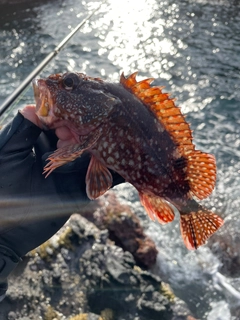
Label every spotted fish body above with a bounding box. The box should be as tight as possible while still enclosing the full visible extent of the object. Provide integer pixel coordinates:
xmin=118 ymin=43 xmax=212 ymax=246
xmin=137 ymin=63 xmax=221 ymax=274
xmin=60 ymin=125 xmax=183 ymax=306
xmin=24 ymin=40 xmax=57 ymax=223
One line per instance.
xmin=33 ymin=72 xmax=224 ymax=250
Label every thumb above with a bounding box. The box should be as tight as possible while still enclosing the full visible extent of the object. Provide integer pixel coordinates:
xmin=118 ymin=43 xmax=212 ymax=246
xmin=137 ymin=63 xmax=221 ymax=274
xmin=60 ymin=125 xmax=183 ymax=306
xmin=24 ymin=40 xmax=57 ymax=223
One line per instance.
xmin=19 ymin=105 xmax=44 ymax=129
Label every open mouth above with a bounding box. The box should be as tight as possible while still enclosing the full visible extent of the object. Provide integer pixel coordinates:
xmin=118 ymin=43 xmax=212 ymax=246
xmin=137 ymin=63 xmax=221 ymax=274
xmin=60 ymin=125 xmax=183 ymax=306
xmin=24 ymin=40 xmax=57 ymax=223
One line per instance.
xmin=32 ymin=79 xmax=53 ymax=118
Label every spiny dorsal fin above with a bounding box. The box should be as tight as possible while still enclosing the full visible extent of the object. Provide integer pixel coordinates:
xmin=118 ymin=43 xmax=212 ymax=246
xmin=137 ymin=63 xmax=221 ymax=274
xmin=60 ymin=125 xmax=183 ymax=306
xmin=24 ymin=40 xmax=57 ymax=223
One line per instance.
xmin=120 ymin=72 xmax=138 ymax=88
xmin=120 ymin=72 xmax=217 ymax=199
xmin=120 ymin=72 xmax=194 ymax=156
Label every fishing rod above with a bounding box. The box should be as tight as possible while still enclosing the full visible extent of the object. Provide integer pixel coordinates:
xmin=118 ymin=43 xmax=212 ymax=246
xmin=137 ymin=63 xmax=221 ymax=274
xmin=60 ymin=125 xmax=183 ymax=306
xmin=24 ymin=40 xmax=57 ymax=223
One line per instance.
xmin=0 ymin=1 xmax=105 ymax=117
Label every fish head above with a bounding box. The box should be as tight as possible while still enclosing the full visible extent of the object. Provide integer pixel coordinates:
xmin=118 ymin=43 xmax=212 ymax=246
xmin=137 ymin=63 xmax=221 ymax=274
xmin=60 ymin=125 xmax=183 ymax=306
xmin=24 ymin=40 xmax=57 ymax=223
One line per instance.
xmin=33 ymin=72 xmax=120 ymax=133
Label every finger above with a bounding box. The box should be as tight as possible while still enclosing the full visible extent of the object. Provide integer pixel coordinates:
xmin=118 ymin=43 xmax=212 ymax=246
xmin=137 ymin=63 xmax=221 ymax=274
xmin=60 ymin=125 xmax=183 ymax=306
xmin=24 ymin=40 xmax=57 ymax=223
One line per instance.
xmin=20 ymin=105 xmax=44 ymax=128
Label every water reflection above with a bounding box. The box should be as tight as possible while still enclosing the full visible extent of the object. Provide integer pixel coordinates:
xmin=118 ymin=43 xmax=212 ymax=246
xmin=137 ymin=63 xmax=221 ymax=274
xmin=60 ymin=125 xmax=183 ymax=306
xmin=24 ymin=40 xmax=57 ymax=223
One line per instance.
xmin=95 ymin=0 xmax=177 ymax=79
xmin=95 ymin=0 xmax=240 ymax=113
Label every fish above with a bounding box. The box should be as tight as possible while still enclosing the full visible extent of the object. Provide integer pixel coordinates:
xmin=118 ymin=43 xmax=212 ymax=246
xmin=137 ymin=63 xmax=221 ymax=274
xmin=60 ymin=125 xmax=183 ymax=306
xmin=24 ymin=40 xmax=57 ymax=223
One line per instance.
xmin=33 ymin=71 xmax=224 ymax=250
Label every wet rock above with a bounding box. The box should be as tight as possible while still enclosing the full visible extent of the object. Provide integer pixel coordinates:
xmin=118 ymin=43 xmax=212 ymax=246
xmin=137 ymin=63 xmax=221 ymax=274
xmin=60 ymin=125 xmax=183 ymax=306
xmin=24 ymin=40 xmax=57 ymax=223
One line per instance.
xmin=81 ymin=191 xmax=158 ymax=268
xmin=0 ymin=215 xmax=194 ymax=320
xmin=138 ymin=290 xmax=171 ymax=318
xmin=79 ymin=239 xmax=169 ymax=319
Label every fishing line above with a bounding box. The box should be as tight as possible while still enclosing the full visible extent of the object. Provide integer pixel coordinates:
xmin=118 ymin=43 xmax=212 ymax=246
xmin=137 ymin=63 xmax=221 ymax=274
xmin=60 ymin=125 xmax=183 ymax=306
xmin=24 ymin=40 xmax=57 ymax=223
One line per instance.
xmin=0 ymin=0 xmax=106 ymax=120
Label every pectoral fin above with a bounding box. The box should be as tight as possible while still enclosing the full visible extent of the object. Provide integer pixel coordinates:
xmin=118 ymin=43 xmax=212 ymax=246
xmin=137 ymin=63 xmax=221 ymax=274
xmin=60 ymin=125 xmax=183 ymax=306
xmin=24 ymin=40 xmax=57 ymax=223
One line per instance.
xmin=43 ymin=129 xmax=101 ymax=177
xmin=86 ymin=155 xmax=113 ymax=199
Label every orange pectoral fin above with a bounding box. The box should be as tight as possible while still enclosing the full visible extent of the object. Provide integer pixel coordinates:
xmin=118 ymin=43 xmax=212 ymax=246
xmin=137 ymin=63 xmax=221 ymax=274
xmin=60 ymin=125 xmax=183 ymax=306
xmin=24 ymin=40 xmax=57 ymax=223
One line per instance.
xmin=139 ymin=193 xmax=175 ymax=224
xmin=86 ymin=155 xmax=113 ymax=200
xmin=43 ymin=129 xmax=101 ymax=177
xmin=180 ymin=210 xmax=224 ymax=250
xmin=43 ymin=144 xmax=86 ymax=177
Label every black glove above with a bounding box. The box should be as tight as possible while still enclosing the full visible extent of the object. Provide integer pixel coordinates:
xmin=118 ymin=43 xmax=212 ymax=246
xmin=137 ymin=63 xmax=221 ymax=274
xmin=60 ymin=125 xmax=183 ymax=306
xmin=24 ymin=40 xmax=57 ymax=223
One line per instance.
xmin=0 ymin=111 xmax=124 ymax=301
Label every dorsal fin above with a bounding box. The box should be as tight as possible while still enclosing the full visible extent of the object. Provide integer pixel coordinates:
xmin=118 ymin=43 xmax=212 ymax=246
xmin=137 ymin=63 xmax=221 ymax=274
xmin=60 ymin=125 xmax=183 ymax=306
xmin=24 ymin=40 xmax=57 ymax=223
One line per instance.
xmin=120 ymin=72 xmax=194 ymax=156
xmin=120 ymin=72 xmax=216 ymax=198
xmin=186 ymin=151 xmax=216 ymax=200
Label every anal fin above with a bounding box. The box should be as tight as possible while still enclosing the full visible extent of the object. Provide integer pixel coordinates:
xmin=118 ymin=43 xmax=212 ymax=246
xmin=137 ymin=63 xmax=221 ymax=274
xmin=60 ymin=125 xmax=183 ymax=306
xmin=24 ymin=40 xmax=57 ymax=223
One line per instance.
xmin=139 ymin=193 xmax=175 ymax=224
xmin=86 ymin=155 xmax=113 ymax=200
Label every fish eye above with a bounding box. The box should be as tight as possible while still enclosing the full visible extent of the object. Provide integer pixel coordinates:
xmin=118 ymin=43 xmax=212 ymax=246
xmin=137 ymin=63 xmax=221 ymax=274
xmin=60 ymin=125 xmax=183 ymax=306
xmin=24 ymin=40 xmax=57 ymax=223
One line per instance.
xmin=62 ymin=73 xmax=79 ymax=91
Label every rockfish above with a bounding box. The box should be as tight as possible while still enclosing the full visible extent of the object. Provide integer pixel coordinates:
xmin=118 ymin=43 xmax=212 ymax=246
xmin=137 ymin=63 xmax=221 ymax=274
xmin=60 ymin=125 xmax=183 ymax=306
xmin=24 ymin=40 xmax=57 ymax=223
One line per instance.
xmin=33 ymin=72 xmax=224 ymax=250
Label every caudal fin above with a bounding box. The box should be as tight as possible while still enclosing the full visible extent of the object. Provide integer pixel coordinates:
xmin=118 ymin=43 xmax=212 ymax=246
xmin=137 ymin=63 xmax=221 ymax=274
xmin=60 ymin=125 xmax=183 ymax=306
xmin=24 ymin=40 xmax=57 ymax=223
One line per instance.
xmin=180 ymin=209 xmax=224 ymax=250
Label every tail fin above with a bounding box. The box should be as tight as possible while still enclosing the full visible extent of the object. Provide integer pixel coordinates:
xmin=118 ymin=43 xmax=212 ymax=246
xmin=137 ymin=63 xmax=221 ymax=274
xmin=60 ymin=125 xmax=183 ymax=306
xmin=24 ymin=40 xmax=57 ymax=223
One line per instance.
xmin=180 ymin=208 xmax=224 ymax=250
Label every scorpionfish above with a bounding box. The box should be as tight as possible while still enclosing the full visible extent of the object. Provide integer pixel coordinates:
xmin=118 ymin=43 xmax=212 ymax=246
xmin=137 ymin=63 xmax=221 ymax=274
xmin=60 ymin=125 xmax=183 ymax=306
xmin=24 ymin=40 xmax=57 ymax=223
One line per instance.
xmin=33 ymin=71 xmax=224 ymax=250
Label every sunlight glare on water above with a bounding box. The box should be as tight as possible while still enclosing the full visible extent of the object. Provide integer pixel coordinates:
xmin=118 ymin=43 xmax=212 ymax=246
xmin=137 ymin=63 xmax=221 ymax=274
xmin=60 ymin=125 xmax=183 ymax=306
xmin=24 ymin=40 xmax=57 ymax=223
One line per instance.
xmin=95 ymin=0 xmax=177 ymax=80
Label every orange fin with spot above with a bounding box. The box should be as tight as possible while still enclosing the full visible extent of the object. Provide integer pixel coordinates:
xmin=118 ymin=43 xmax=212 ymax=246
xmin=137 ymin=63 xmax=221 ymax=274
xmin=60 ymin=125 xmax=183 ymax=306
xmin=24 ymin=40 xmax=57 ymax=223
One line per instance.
xmin=86 ymin=155 xmax=113 ymax=200
xmin=139 ymin=193 xmax=175 ymax=224
xmin=180 ymin=209 xmax=224 ymax=250
xmin=187 ymin=151 xmax=216 ymax=200
xmin=43 ymin=144 xmax=86 ymax=177
xmin=43 ymin=129 xmax=101 ymax=177
xmin=120 ymin=72 xmax=194 ymax=155
xmin=120 ymin=72 xmax=217 ymax=198
xmin=120 ymin=71 xmax=139 ymax=88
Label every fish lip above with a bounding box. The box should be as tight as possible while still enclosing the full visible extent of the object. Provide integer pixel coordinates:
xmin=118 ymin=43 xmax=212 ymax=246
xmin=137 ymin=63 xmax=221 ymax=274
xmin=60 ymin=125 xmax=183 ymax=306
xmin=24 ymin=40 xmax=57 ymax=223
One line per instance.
xmin=32 ymin=79 xmax=40 ymax=102
xmin=32 ymin=78 xmax=51 ymax=117
xmin=32 ymin=78 xmax=58 ymax=130
xmin=32 ymin=78 xmax=44 ymax=113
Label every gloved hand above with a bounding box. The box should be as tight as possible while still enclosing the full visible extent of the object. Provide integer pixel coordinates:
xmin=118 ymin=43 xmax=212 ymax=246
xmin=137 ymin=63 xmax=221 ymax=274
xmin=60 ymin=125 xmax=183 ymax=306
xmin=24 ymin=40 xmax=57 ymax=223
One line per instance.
xmin=0 ymin=105 xmax=124 ymax=301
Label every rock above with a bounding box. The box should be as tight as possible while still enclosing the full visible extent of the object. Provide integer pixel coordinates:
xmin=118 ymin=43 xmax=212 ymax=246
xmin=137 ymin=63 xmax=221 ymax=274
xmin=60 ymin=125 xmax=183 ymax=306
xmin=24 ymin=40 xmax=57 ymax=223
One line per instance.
xmin=0 ymin=215 xmax=194 ymax=320
xmin=81 ymin=191 xmax=158 ymax=268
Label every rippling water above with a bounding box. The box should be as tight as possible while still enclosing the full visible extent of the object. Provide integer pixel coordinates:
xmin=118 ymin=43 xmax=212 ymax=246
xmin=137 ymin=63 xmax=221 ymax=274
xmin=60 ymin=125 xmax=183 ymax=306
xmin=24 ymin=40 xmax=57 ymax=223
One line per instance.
xmin=0 ymin=0 xmax=240 ymax=319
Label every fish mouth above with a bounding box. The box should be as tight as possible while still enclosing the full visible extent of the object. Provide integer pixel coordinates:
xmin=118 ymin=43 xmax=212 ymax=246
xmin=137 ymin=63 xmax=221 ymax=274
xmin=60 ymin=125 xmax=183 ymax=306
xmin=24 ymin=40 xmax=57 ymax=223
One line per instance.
xmin=32 ymin=79 xmax=54 ymax=126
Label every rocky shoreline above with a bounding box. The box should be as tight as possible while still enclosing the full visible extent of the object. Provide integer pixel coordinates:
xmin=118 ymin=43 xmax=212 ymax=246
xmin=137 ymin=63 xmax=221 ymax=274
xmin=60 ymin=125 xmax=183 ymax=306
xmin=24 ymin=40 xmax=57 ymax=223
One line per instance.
xmin=0 ymin=192 xmax=196 ymax=320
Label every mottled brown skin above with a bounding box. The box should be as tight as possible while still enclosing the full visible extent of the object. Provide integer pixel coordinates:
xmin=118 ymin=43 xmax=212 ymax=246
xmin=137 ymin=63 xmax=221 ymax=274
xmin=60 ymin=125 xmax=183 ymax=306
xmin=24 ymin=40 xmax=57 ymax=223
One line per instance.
xmin=33 ymin=72 xmax=224 ymax=249
xmin=92 ymin=85 xmax=189 ymax=203
xmin=36 ymin=73 xmax=188 ymax=202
